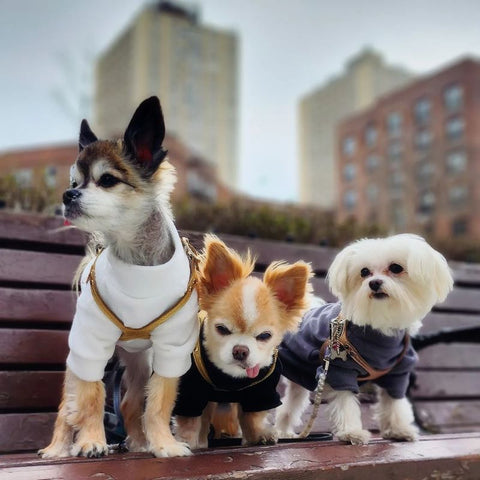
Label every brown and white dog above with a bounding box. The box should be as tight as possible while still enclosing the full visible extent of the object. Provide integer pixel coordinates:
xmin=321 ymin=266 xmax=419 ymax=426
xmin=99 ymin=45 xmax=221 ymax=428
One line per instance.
xmin=39 ymin=97 xmax=198 ymax=458
xmin=174 ymin=235 xmax=312 ymax=448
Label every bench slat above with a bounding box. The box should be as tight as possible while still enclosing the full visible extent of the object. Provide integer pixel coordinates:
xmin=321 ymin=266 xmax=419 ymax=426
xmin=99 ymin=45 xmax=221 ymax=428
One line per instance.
xmin=0 ymin=288 xmax=75 ymax=323
xmin=0 ymin=372 xmax=63 ymax=410
xmin=420 ymin=311 xmax=480 ymax=334
xmin=0 ymin=434 xmax=479 ymax=480
xmin=0 ymin=413 xmax=55 ymax=453
xmin=0 ymin=212 xmax=86 ymax=247
xmin=0 ymin=329 xmax=68 ymax=365
xmin=411 ymin=370 xmax=480 ymax=398
xmin=417 ymin=343 xmax=480 ymax=368
xmin=0 ymin=249 xmax=82 ymax=286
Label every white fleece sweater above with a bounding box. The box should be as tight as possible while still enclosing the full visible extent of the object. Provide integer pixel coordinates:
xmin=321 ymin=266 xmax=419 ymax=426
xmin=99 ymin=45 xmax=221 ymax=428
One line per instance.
xmin=66 ymin=218 xmax=199 ymax=382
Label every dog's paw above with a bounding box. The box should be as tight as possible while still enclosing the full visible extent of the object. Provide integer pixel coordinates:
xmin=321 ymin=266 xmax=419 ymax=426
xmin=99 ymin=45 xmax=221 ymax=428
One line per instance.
xmin=244 ymin=428 xmax=278 ymax=446
xmin=150 ymin=440 xmax=192 ymax=458
xmin=336 ymin=429 xmax=371 ymax=445
xmin=71 ymin=440 xmax=109 ymax=458
xmin=382 ymin=426 xmax=418 ymax=442
xmin=125 ymin=436 xmax=148 ymax=452
xmin=38 ymin=444 xmax=71 ymax=459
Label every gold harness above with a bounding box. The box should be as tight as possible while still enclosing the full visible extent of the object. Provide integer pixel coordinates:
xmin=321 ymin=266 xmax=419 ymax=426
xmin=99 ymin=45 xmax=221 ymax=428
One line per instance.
xmin=319 ymin=317 xmax=410 ymax=381
xmin=87 ymin=237 xmax=200 ymax=342
xmin=192 ymin=312 xmax=279 ymax=391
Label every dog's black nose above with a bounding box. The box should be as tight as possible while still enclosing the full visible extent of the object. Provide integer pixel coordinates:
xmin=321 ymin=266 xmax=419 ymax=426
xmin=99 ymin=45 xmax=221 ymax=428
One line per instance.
xmin=369 ymin=279 xmax=383 ymax=292
xmin=232 ymin=345 xmax=249 ymax=362
xmin=63 ymin=189 xmax=81 ymax=206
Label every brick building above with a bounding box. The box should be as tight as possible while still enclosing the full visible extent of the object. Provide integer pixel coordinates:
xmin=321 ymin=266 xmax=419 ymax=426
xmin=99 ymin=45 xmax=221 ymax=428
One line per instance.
xmin=0 ymin=135 xmax=231 ymax=212
xmin=336 ymin=57 xmax=480 ymax=239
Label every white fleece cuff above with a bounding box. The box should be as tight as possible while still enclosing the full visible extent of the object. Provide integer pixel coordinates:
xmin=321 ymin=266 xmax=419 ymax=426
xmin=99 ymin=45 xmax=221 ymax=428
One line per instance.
xmin=66 ymin=352 xmax=109 ymax=382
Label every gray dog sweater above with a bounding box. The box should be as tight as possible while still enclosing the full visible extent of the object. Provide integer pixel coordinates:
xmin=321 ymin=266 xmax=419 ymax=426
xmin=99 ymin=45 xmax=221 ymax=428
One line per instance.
xmin=279 ymin=302 xmax=418 ymax=399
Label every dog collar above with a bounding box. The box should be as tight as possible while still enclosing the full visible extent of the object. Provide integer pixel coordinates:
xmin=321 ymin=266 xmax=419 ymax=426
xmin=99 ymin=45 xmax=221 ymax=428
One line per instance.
xmin=192 ymin=318 xmax=279 ymax=392
xmin=87 ymin=237 xmax=199 ymax=341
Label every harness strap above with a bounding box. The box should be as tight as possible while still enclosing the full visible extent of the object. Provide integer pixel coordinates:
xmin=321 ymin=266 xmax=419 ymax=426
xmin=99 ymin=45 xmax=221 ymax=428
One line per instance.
xmin=319 ymin=320 xmax=410 ymax=381
xmin=87 ymin=237 xmax=199 ymax=342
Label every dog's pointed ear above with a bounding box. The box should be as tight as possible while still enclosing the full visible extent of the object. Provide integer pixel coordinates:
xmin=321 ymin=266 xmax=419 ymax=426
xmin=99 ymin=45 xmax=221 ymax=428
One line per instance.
xmin=79 ymin=119 xmax=98 ymax=152
xmin=264 ymin=261 xmax=312 ymax=315
xmin=199 ymin=235 xmax=254 ymax=296
xmin=123 ymin=96 xmax=167 ymax=177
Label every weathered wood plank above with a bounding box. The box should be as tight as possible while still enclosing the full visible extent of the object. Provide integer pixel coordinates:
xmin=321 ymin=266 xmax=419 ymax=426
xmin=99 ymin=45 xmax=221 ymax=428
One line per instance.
xmin=0 ymin=288 xmax=75 ymax=323
xmin=417 ymin=343 xmax=480 ymax=368
xmin=0 ymin=372 xmax=63 ymax=410
xmin=411 ymin=370 xmax=480 ymax=398
xmin=420 ymin=311 xmax=480 ymax=334
xmin=0 ymin=329 xmax=68 ymax=364
xmin=0 ymin=434 xmax=479 ymax=480
xmin=414 ymin=400 xmax=480 ymax=432
xmin=0 ymin=211 xmax=86 ymax=247
xmin=0 ymin=413 xmax=55 ymax=453
xmin=0 ymin=249 xmax=82 ymax=286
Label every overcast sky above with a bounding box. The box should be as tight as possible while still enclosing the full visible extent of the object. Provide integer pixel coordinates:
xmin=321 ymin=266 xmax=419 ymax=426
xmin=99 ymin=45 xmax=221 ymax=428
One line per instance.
xmin=1 ymin=0 xmax=480 ymax=201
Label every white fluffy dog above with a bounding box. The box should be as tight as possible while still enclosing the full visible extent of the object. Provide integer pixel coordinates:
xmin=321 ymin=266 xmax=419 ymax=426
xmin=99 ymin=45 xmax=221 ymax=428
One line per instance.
xmin=277 ymin=234 xmax=453 ymax=445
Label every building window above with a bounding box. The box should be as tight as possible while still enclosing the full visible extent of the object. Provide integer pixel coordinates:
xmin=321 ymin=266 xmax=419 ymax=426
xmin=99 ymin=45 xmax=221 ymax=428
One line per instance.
xmin=390 ymin=171 xmax=405 ymax=187
xmin=414 ymin=97 xmax=431 ymax=126
xmin=392 ymin=205 xmax=406 ymax=230
xmin=388 ymin=141 xmax=403 ymax=164
xmin=415 ymin=130 xmax=432 ymax=150
xmin=365 ymin=124 xmax=377 ymax=148
xmin=452 ymin=218 xmax=468 ymax=236
xmin=343 ymin=190 xmax=357 ymax=210
xmin=416 ymin=162 xmax=435 ymax=182
xmin=387 ymin=112 xmax=402 ymax=138
xmin=366 ymin=155 xmax=380 ymax=173
xmin=445 ymin=117 xmax=465 ymax=141
xmin=342 ymin=136 xmax=356 ymax=157
xmin=366 ymin=184 xmax=378 ymax=202
xmin=44 ymin=166 xmax=57 ymax=189
xmin=343 ymin=163 xmax=356 ymax=181
xmin=444 ymin=84 xmax=463 ymax=113
xmin=449 ymin=185 xmax=468 ymax=207
xmin=418 ymin=191 xmax=436 ymax=214
xmin=13 ymin=169 xmax=33 ymax=188
xmin=446 ymin=150 xmax=467 ymax=174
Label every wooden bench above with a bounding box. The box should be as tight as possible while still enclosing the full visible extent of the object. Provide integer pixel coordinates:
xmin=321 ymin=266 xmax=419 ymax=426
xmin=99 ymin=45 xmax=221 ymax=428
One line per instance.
xmin=1 ymin=210 xmax=479 ymax=479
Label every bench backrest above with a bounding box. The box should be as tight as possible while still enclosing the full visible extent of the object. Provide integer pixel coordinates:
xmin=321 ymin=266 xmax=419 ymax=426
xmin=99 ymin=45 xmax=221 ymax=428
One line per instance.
xmin=0 ymin=211 xmax=479 ymax=452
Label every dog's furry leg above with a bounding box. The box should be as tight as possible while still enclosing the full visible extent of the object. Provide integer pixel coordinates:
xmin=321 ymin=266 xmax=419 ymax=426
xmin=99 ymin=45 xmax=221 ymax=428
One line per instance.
xmin=39 ymin=368 xmax=108 ymax=458
xmin=276 ymin=379 xmax=311 ymax=437
xmin=38 ymin=374 xmax=75 ymax=458
xmin=325 ymin=387 xmax=371 ymax=445
xmin=175 ymin=415 xmax=202 ymax=450
xmin=117 ymin=348 xmax=152 ymax=452
xmin=238 ymin=407 xmax=277 ymax=446
xmin=376 ymin=389 xmax=418 ymax=441
xmin=144 ymin=373 xmax=191 ymax=457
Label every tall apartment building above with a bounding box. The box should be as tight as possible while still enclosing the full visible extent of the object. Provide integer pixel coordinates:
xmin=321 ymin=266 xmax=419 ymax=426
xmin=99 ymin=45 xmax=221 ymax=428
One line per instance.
xmin=94 ymin=2 xmax=239 ymax=189
xmin=336 ymin=57 xmax=480 ymax=239
xmin=298 ymin=49 xmax=413 ymax=208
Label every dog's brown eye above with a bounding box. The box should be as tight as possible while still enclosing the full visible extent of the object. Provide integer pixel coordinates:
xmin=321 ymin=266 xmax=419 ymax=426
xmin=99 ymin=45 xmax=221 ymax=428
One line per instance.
xmin=215 ymin=324 xmax=232 ymax=336
xmin=360 ymin=268 xmax=371 ymax=278
xmin=256 ymin=331 xmax=272 ymax=342
xmin=389 ymin=263 xmax=404 ymax=274
xmin=98 ymin=174 xmax=120 ymax=188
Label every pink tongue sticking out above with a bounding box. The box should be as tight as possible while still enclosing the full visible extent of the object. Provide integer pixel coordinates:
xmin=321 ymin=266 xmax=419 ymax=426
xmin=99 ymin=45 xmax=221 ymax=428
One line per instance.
xmin=64 ymin=219 xmax=71 ymax=226
xmin=246 ymin=364 xmax=260 ymax=378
